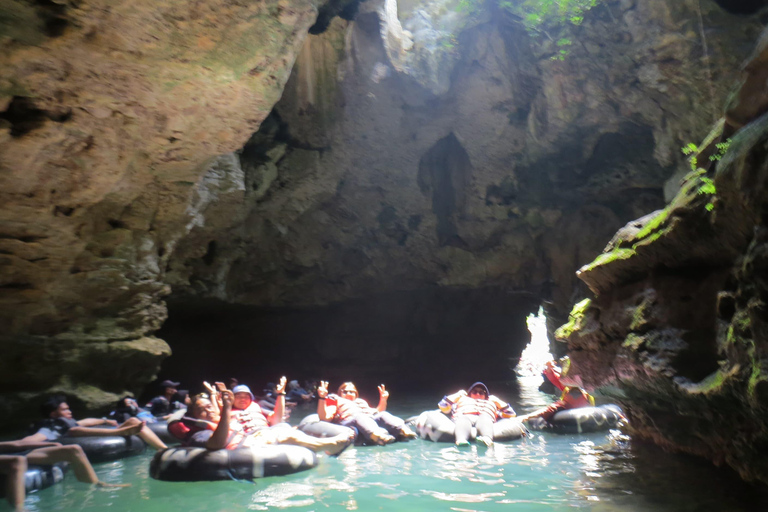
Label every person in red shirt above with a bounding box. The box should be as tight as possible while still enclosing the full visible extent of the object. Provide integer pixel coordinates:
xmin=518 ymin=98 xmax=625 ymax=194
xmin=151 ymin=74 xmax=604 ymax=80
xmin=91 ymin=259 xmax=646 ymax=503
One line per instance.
xmin=517 ymin=380 xmax=595 ymax=424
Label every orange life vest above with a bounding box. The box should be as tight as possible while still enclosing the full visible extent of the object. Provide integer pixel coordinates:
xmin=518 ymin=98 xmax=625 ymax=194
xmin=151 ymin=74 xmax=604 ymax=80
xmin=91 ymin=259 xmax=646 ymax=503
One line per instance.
xmin=453 ymin=395 xmax=507 ymax=421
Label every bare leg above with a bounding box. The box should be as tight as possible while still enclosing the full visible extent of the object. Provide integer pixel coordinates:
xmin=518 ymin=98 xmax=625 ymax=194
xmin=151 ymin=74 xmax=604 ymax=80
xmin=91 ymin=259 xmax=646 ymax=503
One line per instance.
xmin=25 ymin=446 xmax=129 ymax=488
xmin=342 ymin=416 xmax=393 ymax=445
xmin=475 ymin=416 xmax=495 ymax=440
xmin=25 ymin=445 xmax=97 ymax=484
xmin=0 ymin=455 xmax=27 ymax=510
xmin=136 ymin=426 xmax=167 ymax=450
xmin=454 ymin=416 xmax=474 ymax=445
xmin=278 ymin=430 xmax=354 ymax=455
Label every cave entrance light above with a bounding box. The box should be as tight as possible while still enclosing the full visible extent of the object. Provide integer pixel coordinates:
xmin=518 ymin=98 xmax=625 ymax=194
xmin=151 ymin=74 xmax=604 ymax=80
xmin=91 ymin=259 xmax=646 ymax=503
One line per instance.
xmin=515 ymin=306 xmax=554 ymax=380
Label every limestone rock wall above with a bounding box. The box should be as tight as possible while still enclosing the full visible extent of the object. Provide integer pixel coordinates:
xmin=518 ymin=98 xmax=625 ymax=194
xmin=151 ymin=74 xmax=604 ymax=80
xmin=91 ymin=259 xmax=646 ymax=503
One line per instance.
xmin=557 ymin=30 xmax=768 ymax=484
xmin=167 ymin=0 xmax=760 ymax=324
xmin=0 ymin=0 xmax=322 ymax=419
xmin=0 ymin=0 xmax=763 ymax=427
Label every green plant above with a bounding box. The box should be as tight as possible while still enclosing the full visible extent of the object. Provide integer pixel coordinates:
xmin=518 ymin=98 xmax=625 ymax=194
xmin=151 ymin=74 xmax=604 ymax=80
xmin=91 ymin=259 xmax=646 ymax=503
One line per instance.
xmin=681 ymin=139 xmax=730 ymax=212
xmin=504 ymin=0 xmax=598 ymax=28
xmin=681 ymin=142 xmax=699 ymax=172
xmin=709 ymin=139 xmax=731 ymax=162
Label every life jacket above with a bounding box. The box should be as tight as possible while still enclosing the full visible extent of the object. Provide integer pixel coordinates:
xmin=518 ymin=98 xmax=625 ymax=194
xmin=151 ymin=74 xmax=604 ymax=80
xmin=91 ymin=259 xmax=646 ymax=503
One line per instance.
xmin=231 ymin=402 xmax=270 ymax=434
xmin=543 ymin=366 xmax=566 ymax=391
xmin=325 ymin=394 xmax=375 ymax=422
xmin=560 ymin=387 xmax=595 ymax=408
xmin=222 ymin=422 xmax=250 ymax=450
xmin=168 ymin=416 xmax=250 ymax=450
xmin=453 ymin=395 xmax=514 ymax=421
xmin=168 ymin=417 xmax=212 ymax=445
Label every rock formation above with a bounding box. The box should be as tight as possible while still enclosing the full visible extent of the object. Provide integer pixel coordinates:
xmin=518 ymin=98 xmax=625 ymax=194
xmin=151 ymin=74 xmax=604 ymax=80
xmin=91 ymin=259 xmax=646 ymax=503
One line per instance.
xmin=0 ymin=0 xmax=763 ymax=441
xmin=0 ymin=0 xmax=324 ymax=420
xmin=557 ymin=28 xmax=768 ymax=484
xmin=167 ymin=0 xmax=758 ymax=347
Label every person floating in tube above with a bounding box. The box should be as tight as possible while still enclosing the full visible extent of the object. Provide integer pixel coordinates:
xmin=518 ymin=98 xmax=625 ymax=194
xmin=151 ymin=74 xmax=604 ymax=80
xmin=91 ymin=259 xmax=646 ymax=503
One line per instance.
xmin=169 ymin=379 xmax=353 ymax=456
xmin=516 ymin=386 xmax=595 ymax=424
xmin=439 ymin=382 xmax=516 ymax=447
xmin=517 ymin=358 xmax=597 ymax=424
xmin=316 ymin=381 xmax=417 ymax=445
xmin=25 ymin=395 xmax=167 ymax=451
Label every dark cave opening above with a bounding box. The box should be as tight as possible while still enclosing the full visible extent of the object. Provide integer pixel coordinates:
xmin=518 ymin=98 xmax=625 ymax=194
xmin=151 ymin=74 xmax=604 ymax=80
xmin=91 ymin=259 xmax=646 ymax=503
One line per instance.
xmin=154 ymin=287 xmax=540 ymax=400
xmin=417 ymin=133 xmax=472 ymax=248
xmin=712 ymin=0 xmax=768 ymax=15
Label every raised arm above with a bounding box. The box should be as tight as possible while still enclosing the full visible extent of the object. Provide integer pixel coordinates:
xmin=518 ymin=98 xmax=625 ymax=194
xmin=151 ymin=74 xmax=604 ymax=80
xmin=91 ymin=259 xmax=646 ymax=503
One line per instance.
xmin=268 ymin=376 xmax=287 ymax=426
xmin=316 ymin=381 xmax=337 ymax=421
xmin=376 ymin=384 xmax=389 ymax=412
xmin=206 ymin=390 xmax=234 ymax=450
xmin=207 ymin=381 xmax=223 ymax=417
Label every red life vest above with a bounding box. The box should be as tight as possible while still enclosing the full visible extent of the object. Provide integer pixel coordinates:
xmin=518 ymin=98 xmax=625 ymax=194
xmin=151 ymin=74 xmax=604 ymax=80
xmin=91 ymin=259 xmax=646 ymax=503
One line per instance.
xmin=561 ymin=387 xmax=594 ymax=408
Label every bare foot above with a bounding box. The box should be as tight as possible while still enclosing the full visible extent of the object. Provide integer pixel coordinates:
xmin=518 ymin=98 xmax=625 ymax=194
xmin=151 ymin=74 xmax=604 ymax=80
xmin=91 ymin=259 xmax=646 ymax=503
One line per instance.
xmin=325 ymin=434 xmax=353 ymax=456
xmin=117 ymin=422 xmax=144 ymax=437
xmin=369 ymin=431 xmax=396 ymax=446
xmin=96 ymin=481 xmax=131 ymax=488
xmin=398 ymin=427 xmax=417 ymax=440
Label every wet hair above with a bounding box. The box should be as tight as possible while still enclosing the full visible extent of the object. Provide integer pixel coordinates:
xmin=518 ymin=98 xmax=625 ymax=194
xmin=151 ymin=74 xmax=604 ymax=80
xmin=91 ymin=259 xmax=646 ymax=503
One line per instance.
xmin=337 ymin=382 xmax=357 ymax=395
xmin=40 ymin=395 xmax=67 ymax=418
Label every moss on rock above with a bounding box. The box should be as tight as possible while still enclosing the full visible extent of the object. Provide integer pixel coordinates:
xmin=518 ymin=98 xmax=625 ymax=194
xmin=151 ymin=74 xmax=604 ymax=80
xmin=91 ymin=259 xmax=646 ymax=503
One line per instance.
xmin=555 ymin=298 xmax=591 ymax=341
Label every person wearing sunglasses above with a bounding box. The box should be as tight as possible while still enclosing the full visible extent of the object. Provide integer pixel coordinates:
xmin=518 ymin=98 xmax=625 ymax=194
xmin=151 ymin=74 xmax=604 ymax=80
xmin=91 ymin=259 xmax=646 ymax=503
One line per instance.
xmin=316 ymin=381 xmax=416 ymax=445
xmin=439 ymin=382 xmax=516 ymax=447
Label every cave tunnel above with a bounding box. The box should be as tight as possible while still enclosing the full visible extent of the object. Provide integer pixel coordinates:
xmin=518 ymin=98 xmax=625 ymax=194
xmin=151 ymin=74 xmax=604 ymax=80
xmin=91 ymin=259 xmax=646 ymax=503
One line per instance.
xmin=154 ymin=287 xmax=541 ymax=400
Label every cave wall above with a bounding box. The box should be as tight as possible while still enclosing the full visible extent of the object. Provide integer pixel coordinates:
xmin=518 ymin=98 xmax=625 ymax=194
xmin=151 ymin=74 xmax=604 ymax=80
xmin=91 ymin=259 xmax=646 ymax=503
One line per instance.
xmin=0 ymin=0 xmax=324 ymax=420
xmin=167 ymin=0 xmax=760 ymax=323
xmin=0 ymin=0 xmax=764 ymax=426
xmin=556 ymin=27 xmax=768 ymax=484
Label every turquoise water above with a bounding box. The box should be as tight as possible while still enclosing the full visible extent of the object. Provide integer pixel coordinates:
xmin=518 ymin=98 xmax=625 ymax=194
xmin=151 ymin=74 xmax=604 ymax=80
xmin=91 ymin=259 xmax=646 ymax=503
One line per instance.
xmin=14 ymin=383 xmax=768 ymax=512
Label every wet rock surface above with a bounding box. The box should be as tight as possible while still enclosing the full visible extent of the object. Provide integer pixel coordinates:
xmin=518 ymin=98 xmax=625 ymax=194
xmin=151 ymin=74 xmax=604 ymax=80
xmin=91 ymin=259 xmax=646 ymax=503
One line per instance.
xmin=559 ymin=29 xmax=768 ymax=485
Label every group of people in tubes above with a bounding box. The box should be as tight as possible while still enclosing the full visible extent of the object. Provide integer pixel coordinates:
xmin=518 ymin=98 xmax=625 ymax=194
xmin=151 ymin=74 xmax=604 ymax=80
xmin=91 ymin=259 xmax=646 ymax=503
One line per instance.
xmin=1 ymin=359 xmax=606 ymax=509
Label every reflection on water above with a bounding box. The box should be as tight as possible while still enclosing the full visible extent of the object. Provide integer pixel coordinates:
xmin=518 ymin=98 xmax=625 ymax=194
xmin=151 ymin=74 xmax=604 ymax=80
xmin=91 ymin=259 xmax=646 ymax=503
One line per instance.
xmin=17 ymin=391 xmax=768 ymax=512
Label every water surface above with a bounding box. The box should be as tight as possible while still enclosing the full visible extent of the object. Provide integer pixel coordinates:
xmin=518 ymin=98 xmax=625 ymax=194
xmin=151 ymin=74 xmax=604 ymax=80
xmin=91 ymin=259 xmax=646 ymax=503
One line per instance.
xmin=17 ymin=386 xmax=767 ymax=512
